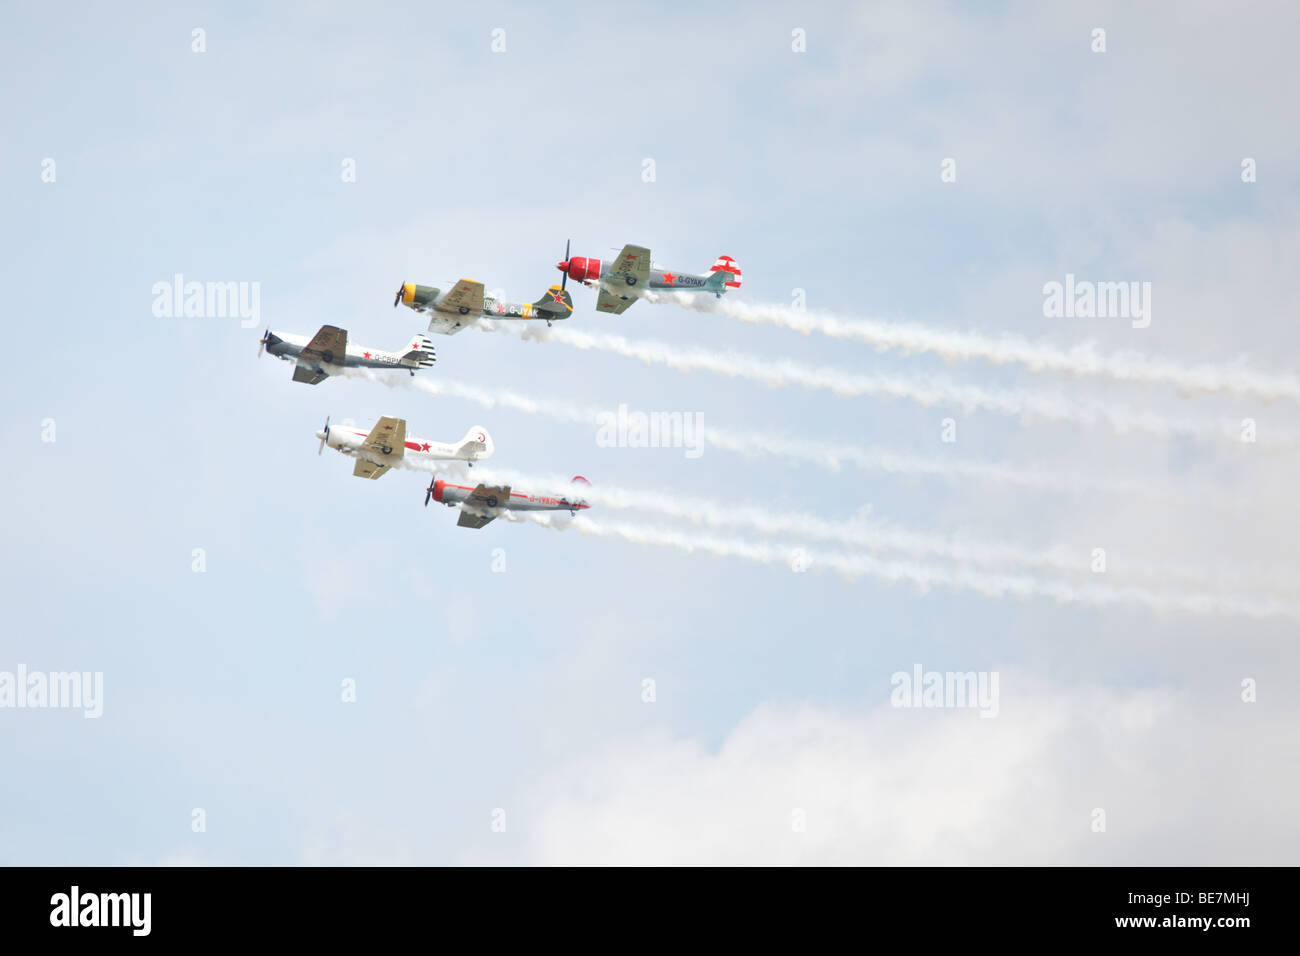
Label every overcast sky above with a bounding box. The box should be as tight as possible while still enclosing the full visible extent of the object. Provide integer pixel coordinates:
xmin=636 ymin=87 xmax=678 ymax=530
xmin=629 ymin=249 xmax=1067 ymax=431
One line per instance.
xmin=1 ymin=1 xmax=1297 ymax=865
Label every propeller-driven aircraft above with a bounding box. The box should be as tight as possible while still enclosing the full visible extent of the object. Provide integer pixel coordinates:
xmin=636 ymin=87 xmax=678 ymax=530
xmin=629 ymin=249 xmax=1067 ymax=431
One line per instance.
xmin=556 ymin=241 xmax=741 ymax=314
xmin=259 ymin=325 xmax=435 ymax=385
xmin=424 ymin=475 xmax=591 ymax=529
xmin=315 ymin=416 xmax=494 ymax=479
xmin=394 ymin=277 xmax=574 ymax=334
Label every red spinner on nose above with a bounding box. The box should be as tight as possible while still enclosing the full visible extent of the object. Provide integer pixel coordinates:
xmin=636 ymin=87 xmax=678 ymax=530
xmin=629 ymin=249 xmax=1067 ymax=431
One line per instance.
xmin=557 ymin=256 xmax=601 ymax=284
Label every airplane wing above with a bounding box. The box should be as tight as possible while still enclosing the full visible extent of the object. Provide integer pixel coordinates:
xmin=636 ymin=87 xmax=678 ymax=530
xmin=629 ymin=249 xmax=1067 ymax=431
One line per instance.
xmin=425 ymin=315 xmax=473 ymax=336
xmin=607 ymin=244 xmax=651 ymax=284
xmin=465 ymin=483 xmax=511 ymax=510
xmin=361 ymin=416 xmax=406 ymax=458
xmin=291 ymin=325 xmax=345 ymax=385
xmin=301 ymin=325 xmax=347 ymax=363
xmin=456 ymin=483 xmax=511 ymax=528
xmin=596 ymin=287 xmax=636 ymax=315
xmin=291 ymin=325 xmax=347 ymax=384
xmin=352 ymin=459 xmax=391 ymax=480
xmin=291 ymin=364 xmax=329 ymax=385
xmin=436 ymin=279 xmax=485 ymax=316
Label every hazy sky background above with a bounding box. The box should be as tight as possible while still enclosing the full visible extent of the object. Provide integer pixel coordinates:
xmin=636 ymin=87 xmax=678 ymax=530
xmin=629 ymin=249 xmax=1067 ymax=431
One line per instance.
xmin=2 ymin=1 xmax=1297 ymax=864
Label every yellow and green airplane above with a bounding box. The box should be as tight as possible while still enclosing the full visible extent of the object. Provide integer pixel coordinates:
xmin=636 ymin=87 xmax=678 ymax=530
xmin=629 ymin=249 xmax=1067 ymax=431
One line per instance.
xmin=394 ymin=278 xmax=573 ymax=335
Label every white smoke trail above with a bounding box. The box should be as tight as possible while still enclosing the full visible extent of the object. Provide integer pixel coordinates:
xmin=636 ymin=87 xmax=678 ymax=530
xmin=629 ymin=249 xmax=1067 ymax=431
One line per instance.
xmin=520 ymin=513 xmax=1300 ymax=623
xmin=647 ymin=290 xmax=1300 ymax=405
xmin=337 ymin=368 xmax=1236 ymax=506
xmin=330 ymin=370 xmax=1291 ymax=613
xmin=420 ymin=461 xmax=1297 ymax=597
xmin=480 ymin=323 xmax=1287 ymax=446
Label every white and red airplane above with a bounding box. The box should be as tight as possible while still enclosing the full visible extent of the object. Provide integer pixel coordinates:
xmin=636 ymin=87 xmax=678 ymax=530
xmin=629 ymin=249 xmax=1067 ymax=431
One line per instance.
xmin=556 ymin=241 xmax=742 ymax=314
xmin=259 ymin=324 xmax=436 ymax=385
xmin=424 ymin=474 xmax=591 ymax=529
xmin=316 ymin=416 xmax=493 ymax=479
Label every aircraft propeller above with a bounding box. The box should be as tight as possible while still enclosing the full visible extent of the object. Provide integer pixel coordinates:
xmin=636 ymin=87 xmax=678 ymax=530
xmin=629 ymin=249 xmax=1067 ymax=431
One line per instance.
xmin=560 ymin=238 xmax=570 ymax=291
xmin=318 ymin=416 xmax=330 ymax=455
xmin=393 ymin=282 xmax=405 ymax=308
xmin=258 ymin=329 xmax=270 ymax=357
xmin=424 ymin=476 xmax=437 ymax=507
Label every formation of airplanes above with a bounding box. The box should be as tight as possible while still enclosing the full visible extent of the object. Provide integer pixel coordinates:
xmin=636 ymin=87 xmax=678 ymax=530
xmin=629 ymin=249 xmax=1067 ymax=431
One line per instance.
xmin=259 ymin=240 xmax=740 ymax=529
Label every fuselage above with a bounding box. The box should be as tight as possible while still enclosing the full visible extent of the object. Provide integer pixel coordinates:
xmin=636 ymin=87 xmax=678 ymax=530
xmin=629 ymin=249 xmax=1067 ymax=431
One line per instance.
xmin=399 ymin=288 xmax=565 ymax=322
xmin=264 ymin=331 xmax=426 ymax=370
xmin=317 ymin=427 xmax=491 ymax=466
xmin=434 ymin=296 xmax=549 ymax=320
xmin=430 ymin=479 xmax=590 ymax=514
xmin=560 ymin=257 xmax=717 ymax=292
xmin=642 ymin=267 xmax=714 ymax=291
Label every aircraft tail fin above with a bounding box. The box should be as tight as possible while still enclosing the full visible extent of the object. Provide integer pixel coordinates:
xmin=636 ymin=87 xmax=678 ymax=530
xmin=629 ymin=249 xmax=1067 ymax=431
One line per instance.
xmin=563 ymin=474 xmax=592 ymax=511
xmin=456 ymin=426 xmax=494 ymax=462
xmin=708 ymin=255 xmax=742 ymax=291
xmin=533 ymin=284 xmax=574 ymax=317
xmin=401 ymin=334 xmax=437 ymax=368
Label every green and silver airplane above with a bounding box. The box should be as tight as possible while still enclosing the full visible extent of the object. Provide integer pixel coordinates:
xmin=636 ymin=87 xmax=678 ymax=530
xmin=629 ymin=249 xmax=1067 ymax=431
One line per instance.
xmin=394 ymin=278 xmax=574 ymax=335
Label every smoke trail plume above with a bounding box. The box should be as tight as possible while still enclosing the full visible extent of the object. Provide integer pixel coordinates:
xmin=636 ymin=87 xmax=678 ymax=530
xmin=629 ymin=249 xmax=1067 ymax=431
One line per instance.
xmin=480 ymin=323 xmax=1285 ymax=446
xmin=521 ymin=513 xmax=1300 ymax=622
xmin=337 ymin=368 xmax=1241 ymax=507
xmin=647 ymin=290 xmax=1300 ymax=405
xmin=422 ymin=461 xmax=1296 ymax=597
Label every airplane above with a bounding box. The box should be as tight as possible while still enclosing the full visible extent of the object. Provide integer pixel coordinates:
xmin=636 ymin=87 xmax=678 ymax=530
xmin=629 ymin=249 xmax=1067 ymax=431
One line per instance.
xmin=393 ymin=277 xmax=574 ymax=334
xmin=423 ymin=474 xmax=592 ymax=529
xmin=259 ymin=325 xmax=436 ymax=385
xmin=556 ymin=241 xmax=742 ymax=314
xmin=315 ymin=415 xmax=494 ymax=480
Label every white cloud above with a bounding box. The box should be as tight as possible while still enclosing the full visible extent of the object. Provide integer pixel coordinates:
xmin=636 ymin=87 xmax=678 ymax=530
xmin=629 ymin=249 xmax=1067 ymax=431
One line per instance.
xmin=509 ymin=676 xmax=1297 ymax=865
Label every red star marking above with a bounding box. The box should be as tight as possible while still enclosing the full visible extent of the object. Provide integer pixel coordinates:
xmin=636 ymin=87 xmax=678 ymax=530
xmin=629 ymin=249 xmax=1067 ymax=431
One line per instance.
xmin=363 ymin=351 xmax=371 ymax=359
xmin=661 ymin=272 xmax=676 ymax=285
xmin=420 ymin=442 xmax=431 ymax=452
xmin=551 ymin=291 xmax=565 ymax=302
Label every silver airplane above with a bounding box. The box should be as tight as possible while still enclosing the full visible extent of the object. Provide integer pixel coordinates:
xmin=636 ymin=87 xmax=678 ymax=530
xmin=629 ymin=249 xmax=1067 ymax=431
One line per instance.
xmin=556 ymin=241 xmax=742 ymax=314
xmin=424 ymin=475 xmax=591 ymax=529
xmin=259 ymin=324 xmax=435 ymax=385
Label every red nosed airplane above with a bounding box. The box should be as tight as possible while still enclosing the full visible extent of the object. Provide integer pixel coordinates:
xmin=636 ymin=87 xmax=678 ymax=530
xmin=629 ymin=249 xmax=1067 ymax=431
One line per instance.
xmin=556 ymin=240 xmax=741 ymax=315
xmin=424 ymin=475 xmax=591 ymax=529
